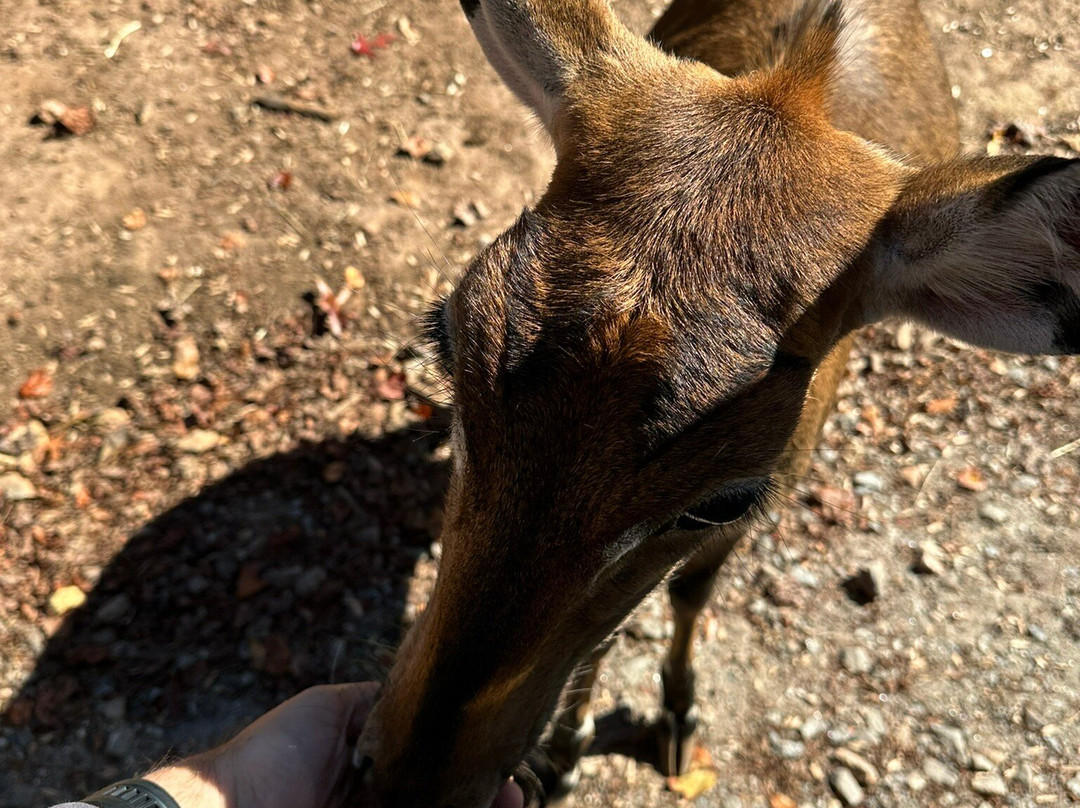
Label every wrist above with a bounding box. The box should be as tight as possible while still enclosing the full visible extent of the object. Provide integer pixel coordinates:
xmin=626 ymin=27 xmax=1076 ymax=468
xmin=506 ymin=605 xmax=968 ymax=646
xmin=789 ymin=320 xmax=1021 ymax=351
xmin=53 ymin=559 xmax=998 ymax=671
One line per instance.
xmin=143 ymin=754 xmax=233 ymax=808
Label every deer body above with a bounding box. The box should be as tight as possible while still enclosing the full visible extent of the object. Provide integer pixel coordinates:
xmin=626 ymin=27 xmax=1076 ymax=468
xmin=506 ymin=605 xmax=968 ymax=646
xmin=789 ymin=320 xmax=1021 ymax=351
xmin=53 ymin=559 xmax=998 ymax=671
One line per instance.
xmin=355 ymin=1 xmax=1080 ymax=806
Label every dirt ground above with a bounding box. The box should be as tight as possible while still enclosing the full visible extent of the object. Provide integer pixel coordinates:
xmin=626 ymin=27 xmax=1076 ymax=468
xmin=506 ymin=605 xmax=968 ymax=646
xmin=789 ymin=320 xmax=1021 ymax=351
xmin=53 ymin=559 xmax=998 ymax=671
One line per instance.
xmin=1 ymin=0 xmax=1079 ymax=807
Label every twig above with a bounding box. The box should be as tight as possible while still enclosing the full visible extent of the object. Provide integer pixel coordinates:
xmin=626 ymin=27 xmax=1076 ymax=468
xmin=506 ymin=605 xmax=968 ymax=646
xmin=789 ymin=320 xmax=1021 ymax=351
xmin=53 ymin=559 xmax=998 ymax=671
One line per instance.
xmin=267 ymin=198 xmax=310 ymax=239
xmin=253 ymin=94 xmax=338 ymax=123
xmin=105 ymin=21 xmax=141 ymax=59
xmin=1050 ymin=436 xmax=1080 ymax=459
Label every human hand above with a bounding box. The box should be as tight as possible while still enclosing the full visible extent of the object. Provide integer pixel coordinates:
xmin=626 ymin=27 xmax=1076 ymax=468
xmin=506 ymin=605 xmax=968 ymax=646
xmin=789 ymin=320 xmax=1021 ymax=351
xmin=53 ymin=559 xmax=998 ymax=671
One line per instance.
xmin=146 ymin=682 xmax=379 ymax=808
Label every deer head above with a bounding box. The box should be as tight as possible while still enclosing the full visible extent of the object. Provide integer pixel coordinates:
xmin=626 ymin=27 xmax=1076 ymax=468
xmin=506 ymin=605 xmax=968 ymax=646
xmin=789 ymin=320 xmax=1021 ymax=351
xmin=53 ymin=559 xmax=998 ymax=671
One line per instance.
xmin=354 ymin=1 xmax=1080 ymax=806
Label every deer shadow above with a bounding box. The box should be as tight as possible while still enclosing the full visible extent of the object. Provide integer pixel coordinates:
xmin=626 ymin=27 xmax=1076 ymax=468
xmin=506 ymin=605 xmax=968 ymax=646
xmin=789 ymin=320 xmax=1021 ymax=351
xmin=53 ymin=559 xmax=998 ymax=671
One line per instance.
xmin=0 ymin=422 xmax=450 ymax=808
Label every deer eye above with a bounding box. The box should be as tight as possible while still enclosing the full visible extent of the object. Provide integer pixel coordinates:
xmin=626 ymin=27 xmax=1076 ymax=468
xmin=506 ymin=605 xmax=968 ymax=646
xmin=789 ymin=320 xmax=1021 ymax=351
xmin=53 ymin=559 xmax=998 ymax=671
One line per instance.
xmin=675 ymin=480 xmax=768 ymax=531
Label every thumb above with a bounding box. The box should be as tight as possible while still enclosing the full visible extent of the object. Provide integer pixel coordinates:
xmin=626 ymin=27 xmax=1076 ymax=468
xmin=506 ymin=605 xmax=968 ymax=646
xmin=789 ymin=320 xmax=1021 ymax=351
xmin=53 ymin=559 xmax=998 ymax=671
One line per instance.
xmin=325 ymin=681 xmax=380 ymax=740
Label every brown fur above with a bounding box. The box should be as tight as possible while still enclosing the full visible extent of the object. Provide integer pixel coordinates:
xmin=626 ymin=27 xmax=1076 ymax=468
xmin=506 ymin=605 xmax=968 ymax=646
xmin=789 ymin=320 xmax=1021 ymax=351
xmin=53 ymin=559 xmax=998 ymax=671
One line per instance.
xmin=353 ymin=1 xmax=1080 ymax=806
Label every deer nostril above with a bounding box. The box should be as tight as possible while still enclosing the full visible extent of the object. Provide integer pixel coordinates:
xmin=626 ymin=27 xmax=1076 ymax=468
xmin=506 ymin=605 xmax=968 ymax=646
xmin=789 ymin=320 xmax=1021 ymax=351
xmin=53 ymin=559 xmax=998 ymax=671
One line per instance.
xmin=354 ymin=752 xmax=374 ymax=780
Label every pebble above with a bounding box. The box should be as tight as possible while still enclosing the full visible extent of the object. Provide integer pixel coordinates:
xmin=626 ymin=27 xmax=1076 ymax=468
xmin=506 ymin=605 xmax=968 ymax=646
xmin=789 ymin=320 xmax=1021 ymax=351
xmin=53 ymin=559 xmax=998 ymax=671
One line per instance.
xmin=0 ymin=472 xmax=36 ymax=501
xmin=915 ymin=540 xmax=947 ymax=575
xmin=969 ymin=752 xmax=994 ymax=772
xmin=931 ymin=724 xmax=970 ymax=767
xmin=1065 ymin=776 xmax=1080 ymax=799
xmin=800 ymin=717 xmax=829 ymax=741
xmin=172 ymin=335 xmax=201 ymax=380
xmin=105 ymin=726 xmax=135 ymax=760
xmin=768 ymin=731 xmax=806 ymax=760
xmin=906 ymin=771 xmax=927 ymax=792
xmin=829 ymin=767 xmax=865 ymax=806
xmin=294 ymin=567 xmax=328 ymax=598
xmin=833 ymin=749 xmax=879 ymax=786
xmin=853 ymin=471 xmax=885 ymax=493
xmin=840 ymin=646 xmax=874 ymax=674
xmin=978 ymin=502 xmax=1009 ymax=525
xmin=923 ymin=757 xmax=959 ymax=787
xmin=96 ymin=593 xmax=132 ymax=624
xmin=0 ymin=420 xmax=48 ymax=457
xmin=970 ymin=772 xmax=1008 ymax=797
xmin=176 ymin=429 xmax=222 ymax=454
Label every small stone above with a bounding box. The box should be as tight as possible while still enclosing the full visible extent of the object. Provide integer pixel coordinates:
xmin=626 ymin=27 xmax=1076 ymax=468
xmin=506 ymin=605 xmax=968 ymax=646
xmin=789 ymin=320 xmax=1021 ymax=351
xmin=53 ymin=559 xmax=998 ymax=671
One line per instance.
xmin=768 ymin=731 xmax=806 ymax=760
xmin=969 ymin=752 xmax=994 ymax=772
xmin=931 ymin=724 xmax=970 ymax=767
xmin=764 ymin=573 xmax=804 ymax=608
xmin=96 ymin=593 xmax=132 ymax=624
xmin=853 ymin=471 xmax=885 ymax=493
xmin=452 ymin=202 xmax=478 ymax=227
xmin=970 ymin=772 xmax=1007 ymax=797
xmin=105 ymin=726 xmax=136 ymax=760
xmin=136 ymin=102 xmax=155 ymax=124
xmin=906 ymin=772 xmax=927 ymax=792
xmin=1065 ymin=776 xmax=1080 ymax=799
xmin=0 ymin=420 xmax=48 ymax=457
xmin=176 ymin=429 xmax=222 ymax=454
xmin=800 ymin=717 xmax=829 ymax=741
xmin=172 ymin=335 xmax=201 ymax=380
xmin=833 ymin=749 xmax=879 ymax=786
xmin=0 ymin=472 xmax=36 ymax=501
xmin=423 ymin=142 xmax=454 ymax=166
xmin=94 ymin=408 xmax=132 ymax=434
xmin=915 ymin=541 xmax=947 ymax=575
xmin=894 ymin=322 xmax=914 ymax=350
xmin=1023 ymin=706 xmax=1047 ymax=732
xmin=840 ymin=646 xmax=874 ymax=674
xmin=829 ymin=767 xmax=864 ymax=806
xmin=923 ymin=757 xmax=959 ymax=787
xmin=978 ymin=502 xmax=1009 ymax=525
xmin=49 ymin=585 xmax=87 ymax=616
xmin=294 ymin=567 xmax=328 ymax=598
xmin=100 ymin=696 xmax=126 ymax=721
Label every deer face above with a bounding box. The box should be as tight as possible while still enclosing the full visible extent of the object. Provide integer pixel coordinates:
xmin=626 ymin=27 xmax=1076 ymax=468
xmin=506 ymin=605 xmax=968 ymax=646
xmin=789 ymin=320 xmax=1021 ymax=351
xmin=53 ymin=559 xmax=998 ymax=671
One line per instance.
xmin=355 ymin=2 xmax=1080 ymax=806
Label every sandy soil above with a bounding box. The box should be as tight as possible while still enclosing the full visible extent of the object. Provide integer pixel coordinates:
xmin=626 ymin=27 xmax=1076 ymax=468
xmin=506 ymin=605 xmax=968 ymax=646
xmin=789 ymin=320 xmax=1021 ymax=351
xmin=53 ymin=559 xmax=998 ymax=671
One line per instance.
xmin=1 ymin=1 xmax=1078 ymax=806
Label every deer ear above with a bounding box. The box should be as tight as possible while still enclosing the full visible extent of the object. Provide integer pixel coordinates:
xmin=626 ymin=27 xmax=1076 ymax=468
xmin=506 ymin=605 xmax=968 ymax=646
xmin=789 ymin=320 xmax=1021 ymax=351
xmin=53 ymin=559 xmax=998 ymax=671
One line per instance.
xmin=460 ymin=0 xmax=637 ymax=136
xmin=863 ymin=156 xmax=1080 ymax=354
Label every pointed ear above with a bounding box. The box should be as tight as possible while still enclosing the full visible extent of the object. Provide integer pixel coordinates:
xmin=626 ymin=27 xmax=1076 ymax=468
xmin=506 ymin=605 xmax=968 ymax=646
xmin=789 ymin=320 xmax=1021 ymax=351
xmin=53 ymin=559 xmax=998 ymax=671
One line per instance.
xmin=861 ymin=156 xmax=1080 ymax=354
xmin=460 ymin=0 xmax=641 ymax=138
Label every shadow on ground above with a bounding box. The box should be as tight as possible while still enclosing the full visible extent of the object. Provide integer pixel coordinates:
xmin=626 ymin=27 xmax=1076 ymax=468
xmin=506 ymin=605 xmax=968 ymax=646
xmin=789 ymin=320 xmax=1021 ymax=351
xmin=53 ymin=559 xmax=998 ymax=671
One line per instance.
xmin=1 ymin=421 xmax=450 ymax=807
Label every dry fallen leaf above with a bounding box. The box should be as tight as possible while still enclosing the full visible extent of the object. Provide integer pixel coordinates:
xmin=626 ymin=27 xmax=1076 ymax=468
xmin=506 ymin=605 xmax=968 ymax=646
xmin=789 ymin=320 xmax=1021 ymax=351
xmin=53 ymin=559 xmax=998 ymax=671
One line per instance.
xmin=769 ymin=793 xmax=797 ymax=808
xmin=926 ymin=396 xmax=957 ymax=415
xmin=19 ymin=368 xmax=54 ymax=399
xmin=666 ymin=768 xmax=718 ymax=800
xmin=314 ymin=278 xmax=353 ymax=338
xmin=49 ymin=585 xmax=87 ymax=616
xmin=344 ymin=265 xmax=366 ymax=291
xmin=122 ymin=208 xmax=147 ymax=231
xmin=268 ymin=170 xmax=293 ymax=191
xmin=390 ymin=189 xmax=421 ymax=208
xmin=236 ymin=562 xmax=268 ymax=600
xmin=957 ymin=467 xmax=988 ymax=492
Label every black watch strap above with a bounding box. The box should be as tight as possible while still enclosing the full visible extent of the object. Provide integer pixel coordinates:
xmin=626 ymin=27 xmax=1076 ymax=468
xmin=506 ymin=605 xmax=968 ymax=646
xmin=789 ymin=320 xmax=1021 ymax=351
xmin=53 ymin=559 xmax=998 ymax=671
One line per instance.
xmin=83 ymin=778 xmax=182 ymax=808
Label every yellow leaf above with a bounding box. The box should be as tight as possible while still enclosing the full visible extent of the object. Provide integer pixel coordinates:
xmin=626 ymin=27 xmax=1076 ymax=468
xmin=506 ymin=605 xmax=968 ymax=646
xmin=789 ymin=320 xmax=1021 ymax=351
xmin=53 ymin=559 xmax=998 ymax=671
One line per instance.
xmin=666 ymin=768 xmax=717 ymax=800
xmin=50 ymin=585 xmax=87 ymax=616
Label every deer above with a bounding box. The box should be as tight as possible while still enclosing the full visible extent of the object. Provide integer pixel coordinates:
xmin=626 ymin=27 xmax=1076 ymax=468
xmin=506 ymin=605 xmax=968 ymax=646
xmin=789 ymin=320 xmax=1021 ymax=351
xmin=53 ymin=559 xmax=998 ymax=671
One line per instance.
xmin=353 ymin=0 xmax=1080 ymax=805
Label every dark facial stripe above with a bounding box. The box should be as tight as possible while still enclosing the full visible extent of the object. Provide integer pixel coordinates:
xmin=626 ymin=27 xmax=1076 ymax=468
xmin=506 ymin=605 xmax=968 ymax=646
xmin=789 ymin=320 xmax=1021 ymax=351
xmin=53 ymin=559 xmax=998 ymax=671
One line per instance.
xmin=1022 ymin=280 xmax=1080 ymax=354
xmin=460 ymin=0 xmax=481 ymax=18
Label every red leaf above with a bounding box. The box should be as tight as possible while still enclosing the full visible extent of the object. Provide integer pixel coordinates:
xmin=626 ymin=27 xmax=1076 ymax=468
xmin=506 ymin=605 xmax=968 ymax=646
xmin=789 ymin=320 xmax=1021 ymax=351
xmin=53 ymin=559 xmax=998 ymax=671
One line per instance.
xmin=19 ymin=369 xmax=53 ymax=399
xmin=351 ymin=31 xmax=396 ymax=58
xmin=268 ymin=170 xmax=293 ymax=191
